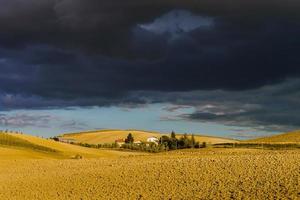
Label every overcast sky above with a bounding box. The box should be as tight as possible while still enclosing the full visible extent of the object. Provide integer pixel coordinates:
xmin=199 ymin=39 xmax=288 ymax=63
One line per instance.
xmin=0 ymin=0 xmax=299 ymax=138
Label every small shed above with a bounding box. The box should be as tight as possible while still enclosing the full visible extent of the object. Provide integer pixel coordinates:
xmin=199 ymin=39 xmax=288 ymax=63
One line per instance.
xmin=115 ymin=139 xmax=125 ymax=146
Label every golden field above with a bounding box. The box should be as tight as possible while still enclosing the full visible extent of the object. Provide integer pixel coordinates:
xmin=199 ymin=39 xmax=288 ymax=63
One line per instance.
xmin=1 ymin=131 xmax=300 ymax=200
xmin=0 ymin=148 xmax=299 ymax=200
xmin=61 ymin=129 xmax=238 ymax=144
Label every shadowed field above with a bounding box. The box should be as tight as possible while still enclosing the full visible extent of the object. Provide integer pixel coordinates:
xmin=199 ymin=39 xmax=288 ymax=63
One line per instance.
xmin=0 ymin=148 xmax=299 ymax=200
xmin=61 ymin=129 xmax=238 ymax=144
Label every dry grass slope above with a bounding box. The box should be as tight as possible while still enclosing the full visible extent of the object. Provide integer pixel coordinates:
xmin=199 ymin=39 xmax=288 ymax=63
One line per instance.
xmin=247 ymin=130 xmax=300 ymax=143
xmin=0 ymin=133 xmax=56 ymax=153
xmin=190 ymin=135 xmax=238 ymax=144
xmin=61 ymin=129 xmax=238 ymax=144
xmin=0 ymin=132 xmax=145 ymax=160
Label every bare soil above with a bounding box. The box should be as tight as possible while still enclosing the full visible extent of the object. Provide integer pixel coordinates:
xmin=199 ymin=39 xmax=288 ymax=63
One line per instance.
xmin=0 ymin=148 xmax=299 ymax=200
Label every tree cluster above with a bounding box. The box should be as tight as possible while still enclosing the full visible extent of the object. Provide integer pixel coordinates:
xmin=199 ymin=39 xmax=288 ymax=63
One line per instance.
xmin=160 ymin=132 xmax=203 ymax=149
xmin=71 ymin=132 xmax=207 ymax=153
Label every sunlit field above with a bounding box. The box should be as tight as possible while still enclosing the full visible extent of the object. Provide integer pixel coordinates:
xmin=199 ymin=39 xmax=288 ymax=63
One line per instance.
xmin=0 ymin=131 xmax=300 ymax=200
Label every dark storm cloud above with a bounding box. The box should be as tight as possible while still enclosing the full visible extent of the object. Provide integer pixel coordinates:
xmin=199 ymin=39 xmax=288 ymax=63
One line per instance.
xmin=0 ymin=0 xmax=300 ymax=131
xmin=0 ymin=0 xmax=299 ymax=56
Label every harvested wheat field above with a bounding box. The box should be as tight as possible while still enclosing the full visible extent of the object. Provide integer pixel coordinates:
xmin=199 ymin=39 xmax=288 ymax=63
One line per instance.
xmin=61 ymin=129 xmax=163 ymax=144
xmin=0 ymin=148 xmax=299 ymax=200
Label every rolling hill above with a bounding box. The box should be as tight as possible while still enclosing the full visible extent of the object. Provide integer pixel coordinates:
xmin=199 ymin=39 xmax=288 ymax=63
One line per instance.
xmin=60 ymin=129 xmax=238 ymax=144
xmin=246 ymin=130 xmax=300 ymax=143
xmin=0 ymin=132 xmax=143 ymax=159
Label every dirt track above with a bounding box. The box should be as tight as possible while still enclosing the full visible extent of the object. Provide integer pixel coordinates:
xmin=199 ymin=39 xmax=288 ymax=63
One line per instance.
xmin=0 ymin=149 xmax=299 ymax=200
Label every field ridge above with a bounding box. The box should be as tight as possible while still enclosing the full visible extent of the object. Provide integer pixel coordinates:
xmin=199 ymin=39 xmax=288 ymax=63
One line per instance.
xmin=246 ymin=130 xmax=300 ymax=143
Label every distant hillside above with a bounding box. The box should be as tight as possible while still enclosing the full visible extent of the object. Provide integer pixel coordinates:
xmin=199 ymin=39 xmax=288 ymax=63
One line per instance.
xmin=246 ymin=130 xmax=300 ymax=143
xmin=0 ymin=132 xmax=143 ymax=159
xmin=62 ymin=130 xmax=162 ymax=144
xmin=61 ymin=129 xmax=238 ymax=144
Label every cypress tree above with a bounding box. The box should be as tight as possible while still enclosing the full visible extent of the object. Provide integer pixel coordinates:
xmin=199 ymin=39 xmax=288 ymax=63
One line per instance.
xmin=171 ymin=131 xmax=176 ymax=139
xmin=170 ymin=131 xmax=178 ymax=150
xmin=191 ymin=134 xmax=196 ymax=148
xmin=126 ymin=133 xmax=134 ymax=143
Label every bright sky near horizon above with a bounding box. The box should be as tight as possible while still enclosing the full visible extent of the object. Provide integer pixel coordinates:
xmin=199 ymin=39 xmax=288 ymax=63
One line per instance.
xmin=0 ymin=104 xmax=278 ymax=139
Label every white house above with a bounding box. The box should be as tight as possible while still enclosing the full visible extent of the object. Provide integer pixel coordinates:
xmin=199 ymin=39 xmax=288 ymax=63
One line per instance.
xmin=147 ymin=137 xmax=159 ymax=145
